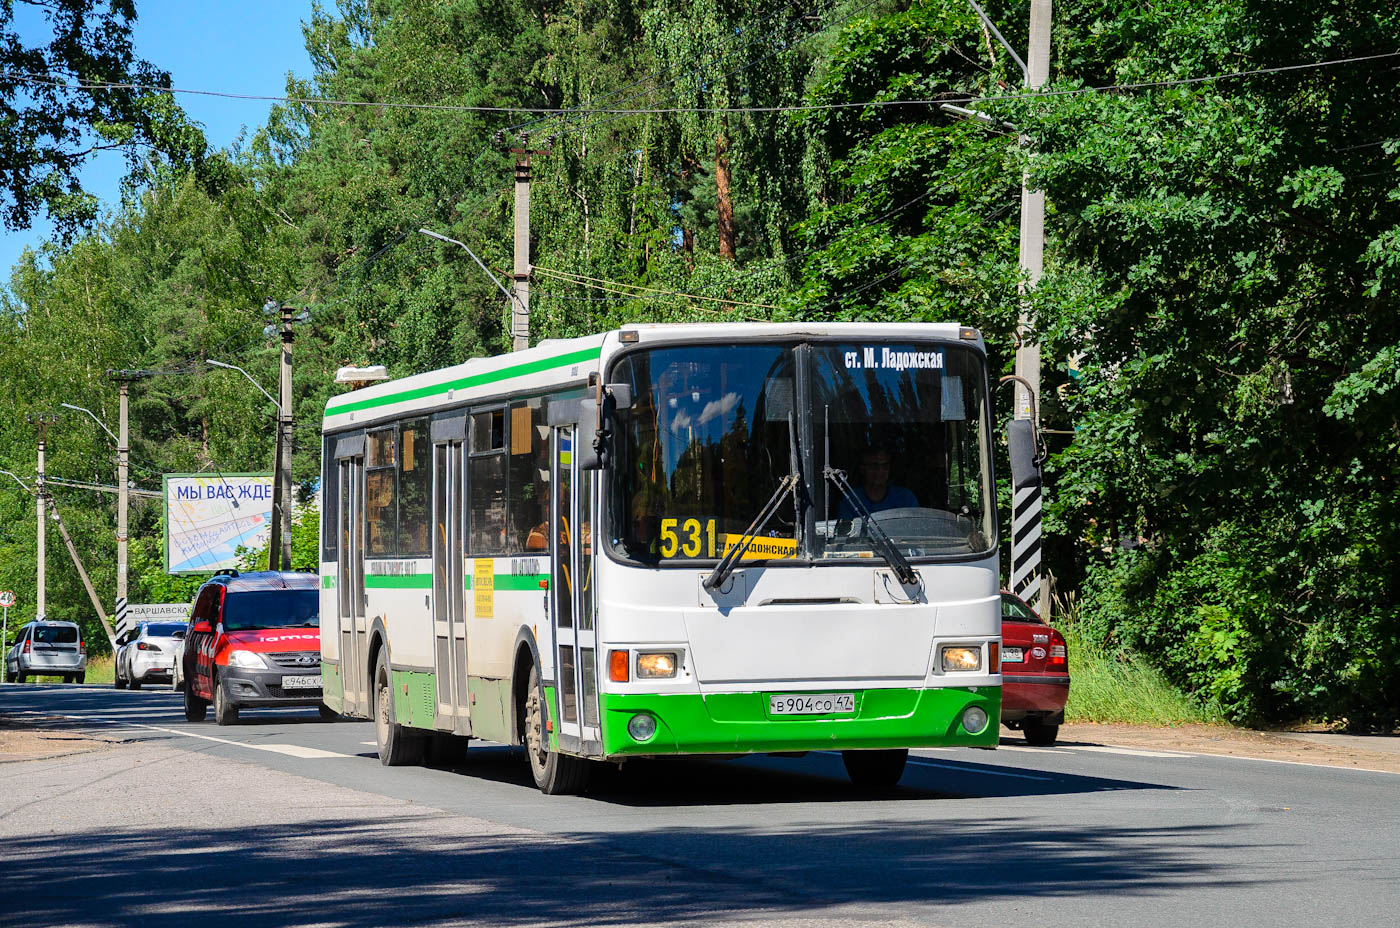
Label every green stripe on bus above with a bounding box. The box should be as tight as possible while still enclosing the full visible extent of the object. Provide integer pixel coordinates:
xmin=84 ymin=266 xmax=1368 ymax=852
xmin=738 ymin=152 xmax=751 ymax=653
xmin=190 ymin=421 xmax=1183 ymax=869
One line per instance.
xmin=360 ymin=572 xmax=546 ymax=591
xmin=460 ymin=573 xmax=548 ymax=591
xmin=365 ymin=574 xmax=434 ymax=589
xmin=326 ymin=347 xmax=601 ymax=415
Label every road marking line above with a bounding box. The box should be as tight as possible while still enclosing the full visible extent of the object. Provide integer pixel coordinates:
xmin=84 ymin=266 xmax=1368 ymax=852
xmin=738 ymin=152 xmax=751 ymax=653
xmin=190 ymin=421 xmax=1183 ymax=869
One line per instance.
xmin=1069 ymin=745 xmax=1186 ymax=759
xmin=59 ymin=715 xmax=353 ymax=760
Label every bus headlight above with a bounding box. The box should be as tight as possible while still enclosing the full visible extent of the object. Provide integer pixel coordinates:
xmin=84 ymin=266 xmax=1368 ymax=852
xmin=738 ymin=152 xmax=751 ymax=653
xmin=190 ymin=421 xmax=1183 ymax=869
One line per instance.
xmin=940 ymin=646 xmax=981 ymax=673
xmin=962 ymin=706 xmax=989 ymax=734
xmin=627 ymin=713 xmax=658 ymax=741
xmin=636 ymin=652 xmax=677 ymax=679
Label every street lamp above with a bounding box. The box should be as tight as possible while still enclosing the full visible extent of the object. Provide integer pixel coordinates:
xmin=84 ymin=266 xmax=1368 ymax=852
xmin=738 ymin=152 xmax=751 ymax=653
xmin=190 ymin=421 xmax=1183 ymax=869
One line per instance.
xmin=206 ymin=359 xmax=280 ymax=413
xmin=418 ymin=227 xmax=530 ymax=350
xmin=60 ymin=403 xmax=117 ymax=444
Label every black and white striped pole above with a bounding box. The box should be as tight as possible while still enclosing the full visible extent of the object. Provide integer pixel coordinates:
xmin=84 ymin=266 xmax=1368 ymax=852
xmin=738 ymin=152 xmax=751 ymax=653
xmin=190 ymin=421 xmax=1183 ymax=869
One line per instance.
xmin=1003 ymin=376 xmax=1046 ymax=616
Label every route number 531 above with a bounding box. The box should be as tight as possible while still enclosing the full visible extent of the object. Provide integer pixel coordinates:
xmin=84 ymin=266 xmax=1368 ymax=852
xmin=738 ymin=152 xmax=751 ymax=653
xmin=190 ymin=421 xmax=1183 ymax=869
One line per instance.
xmin=659 ymin=518 xmax=718 ymax=558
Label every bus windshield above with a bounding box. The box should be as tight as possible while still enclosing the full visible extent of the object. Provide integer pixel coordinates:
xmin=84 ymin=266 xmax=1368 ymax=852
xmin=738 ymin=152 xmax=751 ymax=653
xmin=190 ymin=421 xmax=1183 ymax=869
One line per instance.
xmin=608 ymin=339 xmax=994 ymax=565
xmin=811 ymin=343 xmax=994 ymax=559
xmin=609 ymin=343 xmax=798 ymax=564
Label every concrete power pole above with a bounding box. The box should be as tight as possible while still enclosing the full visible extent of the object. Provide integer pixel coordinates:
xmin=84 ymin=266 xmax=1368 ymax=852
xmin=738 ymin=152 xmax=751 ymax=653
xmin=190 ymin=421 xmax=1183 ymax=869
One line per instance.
xmin=511 ymin=149 xmax=533 ymax=352
xmin=110 ymin=371 xmax=143 ymax=635
xmin=267 ymin=301 xmax=295 ymax=571
xmin=28 ymin=414 xmax=57 ymax=619
xmin=1010 ymin=0 xmax=1053 ymax=615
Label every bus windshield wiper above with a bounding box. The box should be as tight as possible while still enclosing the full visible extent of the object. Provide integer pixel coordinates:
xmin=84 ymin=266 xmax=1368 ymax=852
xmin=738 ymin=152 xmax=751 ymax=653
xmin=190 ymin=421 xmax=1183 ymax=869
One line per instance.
xmin=703 ymin=410 xmax=805 ymax=593
xmin=824 ymin=466 xmax=920 ymax=587
xmin=702 ymin=472 xmax=800 ymax=593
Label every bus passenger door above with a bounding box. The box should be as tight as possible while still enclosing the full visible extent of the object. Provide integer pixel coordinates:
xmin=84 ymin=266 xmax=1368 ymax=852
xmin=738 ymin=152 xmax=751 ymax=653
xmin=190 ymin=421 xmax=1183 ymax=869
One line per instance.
xmin=432 ymin=436 xmax=470 ymax=734
xmin=337 ymin=454 xmax=368 ymax=716
xmin=551 ymin=426 xmax=601 ymax=752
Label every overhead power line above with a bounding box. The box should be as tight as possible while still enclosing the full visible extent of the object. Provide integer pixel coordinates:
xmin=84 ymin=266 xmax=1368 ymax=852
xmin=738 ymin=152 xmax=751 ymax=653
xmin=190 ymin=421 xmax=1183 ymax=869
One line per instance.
xmin=532 ymin=266 xmax=782 ymax=313
xmin=4 ymin=50 xmax=1397 ymax=117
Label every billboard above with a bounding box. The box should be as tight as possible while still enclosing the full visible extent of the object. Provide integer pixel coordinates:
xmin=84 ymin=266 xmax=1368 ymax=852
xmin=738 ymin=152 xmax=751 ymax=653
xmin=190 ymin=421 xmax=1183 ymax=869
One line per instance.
xmin=164 ymin=473 xmax=274 ymax=575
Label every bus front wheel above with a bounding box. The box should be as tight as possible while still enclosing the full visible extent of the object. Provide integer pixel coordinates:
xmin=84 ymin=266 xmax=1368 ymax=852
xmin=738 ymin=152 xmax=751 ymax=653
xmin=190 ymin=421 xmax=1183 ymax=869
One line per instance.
xmin=375 ymin=650 xmax=424 ymax=766
xmin=522 ymin=664 xmax=590 ymax=795
xmin=842 ymin=748 xmax=908 ymax=789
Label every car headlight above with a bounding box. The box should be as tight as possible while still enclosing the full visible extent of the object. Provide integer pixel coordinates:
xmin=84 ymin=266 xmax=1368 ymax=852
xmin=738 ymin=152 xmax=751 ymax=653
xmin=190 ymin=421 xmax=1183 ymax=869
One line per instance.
xmin=227 ymin=650 xmax=269 ymax=670
xmin=940 ymin=646 xmax=982 ymax=673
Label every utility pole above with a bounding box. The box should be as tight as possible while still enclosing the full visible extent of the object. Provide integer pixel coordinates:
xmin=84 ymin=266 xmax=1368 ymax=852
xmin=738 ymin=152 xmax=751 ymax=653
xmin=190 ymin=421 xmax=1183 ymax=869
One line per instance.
xmin=27 ymin=414 xmax=57 ymax=619
xmin=511 ymin=149 xmax=533 ymax=352
xmin=1011 ymin=0 xmax=1052 ymax=615
xmin=267 ymin=300 xmax=295 ymax=571
xmin=509 ymin=145 xmax=550 ymax=352
xmin=965 ymin=0 xmax=1052 ymax=615
xmin=109 ymin=370 xmax=145 ymax=635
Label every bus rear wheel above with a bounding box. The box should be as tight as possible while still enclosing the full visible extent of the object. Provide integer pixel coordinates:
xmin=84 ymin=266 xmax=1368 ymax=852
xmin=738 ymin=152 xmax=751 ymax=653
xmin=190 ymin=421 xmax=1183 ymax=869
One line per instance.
xmin=842 ymin=748 xmax=908 ymax=789
xmin=522 ymin=664 xmax=590 ymax=795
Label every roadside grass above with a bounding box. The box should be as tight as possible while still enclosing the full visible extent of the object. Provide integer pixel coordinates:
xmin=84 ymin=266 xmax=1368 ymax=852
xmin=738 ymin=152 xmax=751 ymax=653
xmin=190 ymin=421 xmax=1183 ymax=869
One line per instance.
xmin=1054 ymin=597 xmax=1225 ymax=726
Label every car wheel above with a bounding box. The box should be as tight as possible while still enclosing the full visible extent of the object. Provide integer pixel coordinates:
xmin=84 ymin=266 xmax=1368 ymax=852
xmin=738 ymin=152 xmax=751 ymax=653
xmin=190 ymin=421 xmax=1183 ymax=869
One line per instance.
xmin=318 ymin=704 xmax=339 ymax=721
xmin=16 ymin=672 xmax=27 ymax=684
xmin=130 ymin=675 xmax=142 ymax=690
xmin=521 ymin=664 xmax=590 ymax=794
xmin=374 ymin=650 xmax=424 ymax=766
xmin=184 ymin=679 xmax=209 ymax=722
xmin=74 ymin=672 xmax=85 ymax=684
xmin=213 ymin=677 xmax=239 ymax=726
xmin=1023 ymin=719 xmax=1059 ymax=746
xmin=114 ymin=666 xmax=127 ymax=689
xmin=842 ymin=748 xmax=909 ymax=789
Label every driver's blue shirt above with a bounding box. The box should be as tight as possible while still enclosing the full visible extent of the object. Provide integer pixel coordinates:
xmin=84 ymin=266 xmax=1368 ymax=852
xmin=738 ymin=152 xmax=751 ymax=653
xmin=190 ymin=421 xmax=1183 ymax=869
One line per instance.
xmin=838 ymin=485 xmax=919 ymax=519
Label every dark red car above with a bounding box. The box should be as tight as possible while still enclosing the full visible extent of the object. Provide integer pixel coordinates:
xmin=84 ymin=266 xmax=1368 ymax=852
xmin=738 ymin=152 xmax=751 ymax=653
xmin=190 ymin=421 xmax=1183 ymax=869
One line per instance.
xmin=1000 ymin=591 xmax=1070 ymax=745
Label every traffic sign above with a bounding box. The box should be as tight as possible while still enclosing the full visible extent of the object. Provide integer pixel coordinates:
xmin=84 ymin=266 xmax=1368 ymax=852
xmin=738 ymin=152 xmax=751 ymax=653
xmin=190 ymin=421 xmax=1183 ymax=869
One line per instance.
xmin=0 ymin=591 xmax=14 ymax=608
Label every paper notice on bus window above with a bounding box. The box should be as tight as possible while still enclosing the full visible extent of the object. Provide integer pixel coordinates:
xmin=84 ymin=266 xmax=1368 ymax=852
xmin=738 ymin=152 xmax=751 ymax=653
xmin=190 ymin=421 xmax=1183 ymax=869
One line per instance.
xmin=719 ymin=534 xmax=799 ymax=560
xmin=474 ymin=558 xmax=494 ymax=618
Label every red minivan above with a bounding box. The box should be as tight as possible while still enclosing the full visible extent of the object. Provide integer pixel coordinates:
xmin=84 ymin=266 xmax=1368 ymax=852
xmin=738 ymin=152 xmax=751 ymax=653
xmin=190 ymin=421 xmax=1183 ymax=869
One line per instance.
xmin=181 ymin=570 xmax=330 ymax=725
xmin=1000 ymin=591 xmax=1070 ymax=745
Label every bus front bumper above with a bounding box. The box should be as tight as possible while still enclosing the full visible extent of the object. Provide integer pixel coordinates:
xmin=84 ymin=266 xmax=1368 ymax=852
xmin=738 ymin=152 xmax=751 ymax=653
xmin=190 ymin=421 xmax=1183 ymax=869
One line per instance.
xmin=598 ymin=686 xmax=1000 ymax=757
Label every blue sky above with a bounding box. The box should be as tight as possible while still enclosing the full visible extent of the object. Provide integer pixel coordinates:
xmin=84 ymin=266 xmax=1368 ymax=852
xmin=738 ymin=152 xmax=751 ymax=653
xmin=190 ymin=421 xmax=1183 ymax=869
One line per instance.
xmin=0 ymin=0 xmax=316 ymax=280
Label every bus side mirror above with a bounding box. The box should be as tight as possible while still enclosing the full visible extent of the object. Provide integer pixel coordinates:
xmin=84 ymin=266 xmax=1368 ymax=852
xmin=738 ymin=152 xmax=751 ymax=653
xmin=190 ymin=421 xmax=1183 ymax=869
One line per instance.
xmin=1007 ymin=419 xmax=1042 ymax=490
xmin=575 ymin=399 xmax=603 ymax=470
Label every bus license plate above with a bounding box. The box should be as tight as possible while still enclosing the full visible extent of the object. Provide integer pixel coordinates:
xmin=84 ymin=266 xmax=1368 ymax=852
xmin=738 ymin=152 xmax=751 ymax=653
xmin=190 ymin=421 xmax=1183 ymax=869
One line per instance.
xmin=769 ymin=693 xmax=855 ymax=716
xmin=1002 ymin=647 xmax=1024 ymax=663
xmin=282 ymin=675 xmax=322 ymax=689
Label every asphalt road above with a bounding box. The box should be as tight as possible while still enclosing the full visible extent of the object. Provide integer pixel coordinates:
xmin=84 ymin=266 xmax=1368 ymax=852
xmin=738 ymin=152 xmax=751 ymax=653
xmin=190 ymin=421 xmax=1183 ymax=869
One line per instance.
xmin=3 ymin=684 xmax=1397 ymax=927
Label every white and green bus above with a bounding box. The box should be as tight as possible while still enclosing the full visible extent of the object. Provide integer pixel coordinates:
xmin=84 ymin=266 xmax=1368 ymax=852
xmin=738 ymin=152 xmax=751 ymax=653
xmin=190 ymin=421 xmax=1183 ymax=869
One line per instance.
xmin=320 ymin=322 xmax=1019 ymax=793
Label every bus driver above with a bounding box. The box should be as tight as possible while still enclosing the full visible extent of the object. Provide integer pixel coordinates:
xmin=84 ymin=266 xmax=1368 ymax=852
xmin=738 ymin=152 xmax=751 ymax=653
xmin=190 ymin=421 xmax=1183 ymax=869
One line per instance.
xmin=837 ymin=446 xmax=919 ymax=518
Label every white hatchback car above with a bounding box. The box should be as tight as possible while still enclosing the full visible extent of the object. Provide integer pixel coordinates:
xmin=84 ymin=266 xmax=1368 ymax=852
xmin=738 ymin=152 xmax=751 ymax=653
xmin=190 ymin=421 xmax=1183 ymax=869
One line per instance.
xmin=114 ymin=622 xmax=187 ymax=689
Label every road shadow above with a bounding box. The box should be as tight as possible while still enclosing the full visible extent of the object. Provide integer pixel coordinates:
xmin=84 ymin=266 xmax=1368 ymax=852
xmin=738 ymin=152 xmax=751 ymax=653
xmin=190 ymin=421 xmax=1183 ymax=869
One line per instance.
xmin=0 ymin=809 xmax=1261 ymax=927
xmin=433 ymin=744 xmax=1174 ymax=805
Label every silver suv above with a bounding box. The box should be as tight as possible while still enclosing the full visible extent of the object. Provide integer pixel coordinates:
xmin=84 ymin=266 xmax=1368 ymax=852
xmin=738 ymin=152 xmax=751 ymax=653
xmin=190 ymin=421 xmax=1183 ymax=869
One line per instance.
xmin=5 ymin=621 xmax=87 ymax=683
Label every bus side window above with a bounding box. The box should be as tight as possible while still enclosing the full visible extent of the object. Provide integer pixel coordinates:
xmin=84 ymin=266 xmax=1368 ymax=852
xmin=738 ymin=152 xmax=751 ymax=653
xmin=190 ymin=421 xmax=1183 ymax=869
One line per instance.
xmin=508 ymin=399 xmax=548 ymax=553
xmin=470 ymin=409 xmax=507 ymax=553
xmin=366 ymin=427 xmax=398 ymax=556
xmin=398 ymin=418 xmax=430 ymax=556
